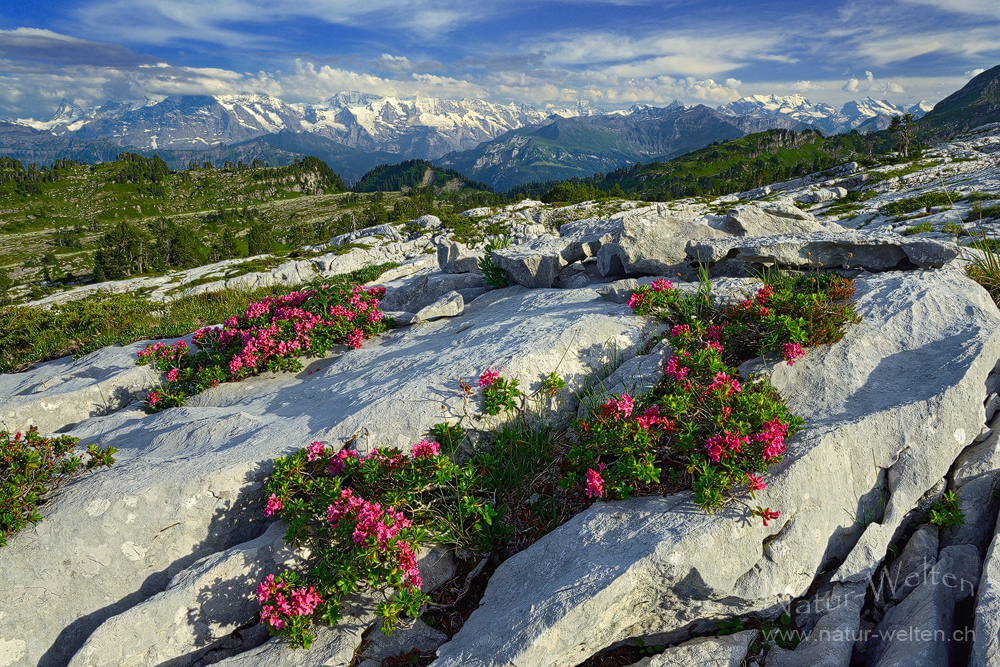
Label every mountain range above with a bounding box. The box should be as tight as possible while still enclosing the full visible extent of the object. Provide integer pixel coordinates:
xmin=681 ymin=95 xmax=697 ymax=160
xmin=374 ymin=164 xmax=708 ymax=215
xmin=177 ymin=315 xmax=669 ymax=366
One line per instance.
xmin=0 ymin=88 xmax=941 ymax=190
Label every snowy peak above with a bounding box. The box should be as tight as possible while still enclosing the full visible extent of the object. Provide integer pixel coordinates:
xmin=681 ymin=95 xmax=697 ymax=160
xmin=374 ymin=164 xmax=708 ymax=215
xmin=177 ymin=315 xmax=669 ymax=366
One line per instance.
xmin=718 ymin=93 xmax=932 ymax=134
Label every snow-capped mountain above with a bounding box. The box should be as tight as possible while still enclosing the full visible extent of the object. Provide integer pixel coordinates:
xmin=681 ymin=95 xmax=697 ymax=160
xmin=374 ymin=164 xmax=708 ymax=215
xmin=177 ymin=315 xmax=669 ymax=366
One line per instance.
xmin=17 ymin=93 xmax=558 ymax=158
xmin=716 ymin=95 xmax=933 ymax=134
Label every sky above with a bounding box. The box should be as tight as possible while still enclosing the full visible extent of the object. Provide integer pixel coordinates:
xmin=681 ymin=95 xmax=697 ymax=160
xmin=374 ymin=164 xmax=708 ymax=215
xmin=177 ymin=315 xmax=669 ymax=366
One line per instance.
xmin=1 ymin=0 xmax=999 ymax=119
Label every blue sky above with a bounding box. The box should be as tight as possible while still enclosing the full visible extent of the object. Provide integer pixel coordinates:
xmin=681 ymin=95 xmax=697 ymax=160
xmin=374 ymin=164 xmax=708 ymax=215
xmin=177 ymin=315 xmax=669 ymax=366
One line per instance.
xmin=1 ymin=0 xmax=999 ymax=118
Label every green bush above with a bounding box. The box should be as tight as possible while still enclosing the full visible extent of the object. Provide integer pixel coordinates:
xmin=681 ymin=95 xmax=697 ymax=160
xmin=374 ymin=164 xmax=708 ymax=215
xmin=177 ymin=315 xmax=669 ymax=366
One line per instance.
xmin=1 ymin=427 xmax=116 ymax=547
xmin=902 ymin=223 xmax=934 ymax=235
xmin=478 ymin=237 xmax=511 ymax=289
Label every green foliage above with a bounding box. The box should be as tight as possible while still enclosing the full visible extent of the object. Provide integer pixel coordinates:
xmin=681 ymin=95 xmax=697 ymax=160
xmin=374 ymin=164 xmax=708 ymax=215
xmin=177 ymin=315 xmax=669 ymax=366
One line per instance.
xmin=570 ymin=272 xmax=861 ymax=511
xmin=479 ymin=237 xmax=511 ymax=288
xmin=0 ymin=264 xmax=397 ymax=373
xmin=928 ymin=490 xmax=965 ymax=528
xmin=353 ymin=160 xmax=493 ymax=194
xmin=247 ymin=219 xmax=274 ymax=256
xmin=540 ymin=371 xmax=566 ymax=397
xmin=586 ymin=129 xmax=879 ymax=202
xmin=943 ymin=222 xmax=968 ymax=236
xmin=880 ymin=191 xmax=953 ymax=216
xmin=481 ymin=376 xmax=522 ymax=415
xmin=262 ymin=440 xmax=499 ymax=647
xmin=430 ymin=422 xmax=466 ymax=455
xmin=136 ymin=280 xmax=392 ymax=410
xmin=902 ymin=222 xmax=934 ymax=236
xmin=1 ymin=427 xmax=116 ymax=547
xmin=965 ymin=231 xmax=1000 ymax=306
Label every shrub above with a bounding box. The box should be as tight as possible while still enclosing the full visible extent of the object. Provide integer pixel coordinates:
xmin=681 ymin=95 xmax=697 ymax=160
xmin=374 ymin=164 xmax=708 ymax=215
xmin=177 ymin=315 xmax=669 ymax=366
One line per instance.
xmin=928 ymin=490 xmax=965 ymax=528
xmin=478 ymin=369 xmax=522 ymax=415
xmin=136 ymin=283 xmax=390 ymax=410
xmin=942 ymin=222 xmax=967 ymax=236
xmin=1 ymin=427 xmax=116 ymax=547
xmin=570 ymin=272 xmax=860 ymax=512
xmin=478 ymin=237 xmax=511 ymax=289
xmin=880 ymin=192 xmax=952 ymax=216
xmin=259 ymin=440 xmax=498 ymax=648
xmin=902 ymin=223 xmax=933 ymax=235
xmin=430 ymin=422 xmax=466 ymax=454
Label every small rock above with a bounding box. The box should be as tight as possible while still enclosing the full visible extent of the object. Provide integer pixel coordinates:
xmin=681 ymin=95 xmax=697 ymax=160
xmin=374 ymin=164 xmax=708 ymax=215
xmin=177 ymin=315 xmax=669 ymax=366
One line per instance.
xmin=411 ymin=291 xmax=464 ymax=323
xmin=650 ymin=630 xmax=758 ymax=666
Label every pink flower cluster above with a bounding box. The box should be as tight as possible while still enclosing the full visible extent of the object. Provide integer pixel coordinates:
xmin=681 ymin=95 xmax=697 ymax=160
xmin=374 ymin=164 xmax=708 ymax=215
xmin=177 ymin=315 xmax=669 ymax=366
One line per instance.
xmin=650 ymin=278 xmax=673 ymax=292
xmin=347 ymin=329 xmax=363 ymax=350
xmin=411 ymin=440 xmax=441 ymax=459
xmin=326 ymin=489 xmax=421 ymax=588
xmin=635 ymin=405 xmax=670 ymax=430
xmin=264 ymin=493 xmax=283 ymax=517
xmin=782 ymin=342 xmax=805 ymax=365
xmin=306 ymin=441 xmax=325 ymax=462
xmin=705 ymin=324 xmax=723 ymax=341
xmin=746 ymin=473 xmax=766 ymax=492
xmin=326 ymin=448 xmax=360 ymax=475
xmin=754 ymin=418 xmax=789 ymax=460
xmin=664 ymin=354 xmax=689 ymax=381
xmin=586 ymin=463 xmax=607 ymax=498
xmin=705 ymin=372 xmax=742 ymax=397
xmin=670 ymin=324 xmax=690 ymax=338
xmin=626 ymin=291 xmax=647 ymax=311
xmin=601 ymin=393 xmax=634 ymax=419
xmin=479 ymin=369 xmax=500 ymax=387
xmin=705 ymin=430 xmax=751 ymax=462
xmin=257 ymin=574 xmax=323 ymax=629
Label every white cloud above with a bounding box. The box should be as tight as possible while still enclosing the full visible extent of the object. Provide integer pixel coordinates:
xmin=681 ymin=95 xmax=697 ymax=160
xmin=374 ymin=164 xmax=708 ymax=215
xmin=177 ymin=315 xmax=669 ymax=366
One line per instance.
xmin=965 ymin=68 xmax=986 ymax=78
xmin=840 ymin=70 xmax=906 ymax=96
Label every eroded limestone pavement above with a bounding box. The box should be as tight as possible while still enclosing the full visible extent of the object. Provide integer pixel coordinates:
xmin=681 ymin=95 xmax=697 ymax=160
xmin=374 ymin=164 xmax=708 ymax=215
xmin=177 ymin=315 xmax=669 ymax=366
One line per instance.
xmin=4 ymin=126 xmax=1000 ymax=667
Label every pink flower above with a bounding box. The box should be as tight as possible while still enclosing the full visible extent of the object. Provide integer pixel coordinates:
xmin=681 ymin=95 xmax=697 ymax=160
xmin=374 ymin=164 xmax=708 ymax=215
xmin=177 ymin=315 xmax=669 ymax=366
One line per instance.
xmin=755 ymin=418 xmax=789 ymax=460
xmin=289 ymin=586 xmax=322 ymax=616
xmin=411 ymin=440 xmax=440 ymax=459
xmin=759 ymin=507 xmax=780 ymax=527
xmin=704 ymin=340 xmax=724 ymax=353
xmin=705 ymin=324 xmax=723 ymax=341
xmin=479 ymin=369 xmax=500 ymax=387
xmin=600 ymin=393 xmax=634 ymax=419
xmin=650 ymin=278 xmax=673 ymax=292
xmin=782 ymin=342 xmax=805 ymax=365
xmin=166 ymin=368 xmax=179 ymax=382
xmin=586 ymin=464 xmax=607 ymax=499
xmin=306 ymin=441 xmax=325 ymax=462
xmin=664 ymin=354 xmax=689 ymax=381
xmin=670 ymin=324 xmax=690 ymax=338
xmin=755 ymin=285 xmax=774 ymax=305
xmin=705 ymin=431 xmax=750 ymax=462
xmin=147 ymin=391 xmax=160 ymax=406
xmin=747 ymin=473 xmax=766 ymax=492
xmin=347 ymin=329 xmax=364 ymax=350
xmin=264 ymin=493 xmax=283 ymax=517
xmin=705 ymin=372 xmax=742 ymax=396
xmin=626 ymin=292 xmax=642 ymax=310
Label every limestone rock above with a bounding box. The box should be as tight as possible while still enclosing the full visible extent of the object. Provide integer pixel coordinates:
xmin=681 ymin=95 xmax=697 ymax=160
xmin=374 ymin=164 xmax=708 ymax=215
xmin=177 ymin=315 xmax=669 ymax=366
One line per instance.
xmin=971 ymin=521 xmax=1000 ymax=667
xmin=596 ymin=214 xmax=730 ymax=278
xmin=0 ymin=287 xmax=654 ymax=667
xmin=883 ymin=525 xmax=939 ymax=603
xmin=724 ymin=203 xmax=829 ymax=236
xmin=0 ymin=341 xmax=160 ymax=434
xmin=866 ymin=545 xmax=980 ymax=667
xmin=357 ymin=619 xmax=448 ymax=667
xmin=437 ymin=239 xmax=483 ymax=274
xmin=378 ymin=271 xmax=484 ymax=314
xmin=649 ymin=630 xmax=758 ymax=666
xmin=492 ymin=236 xmax=585 ymax=288
xmin=431 ymin=270 xmax=1000 ymax=667
xmin=940 ymin=425 xmax=1000 ymax=556
xmin=67 ymin=523 xmax=289 ymax=667
xmin=411 ymin=291 xmax=464 ymax=323
xmin=416 ymin=214 xmax=442 ymax=229
xmin=686 ymin=230 xmax=961 ymax=271
xmin=767 ymin=584 xmax=863 ymax=667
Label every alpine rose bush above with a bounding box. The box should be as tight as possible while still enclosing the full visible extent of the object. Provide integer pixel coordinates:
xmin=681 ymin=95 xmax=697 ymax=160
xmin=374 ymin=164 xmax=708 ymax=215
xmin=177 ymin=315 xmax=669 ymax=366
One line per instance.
xmin=569 ymin=271 xmax=859 ymax=517
xmin=259 ymin=438 xmax=498 ymax=648
xmin=135 ymin=283 xmax=390 ymax=410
